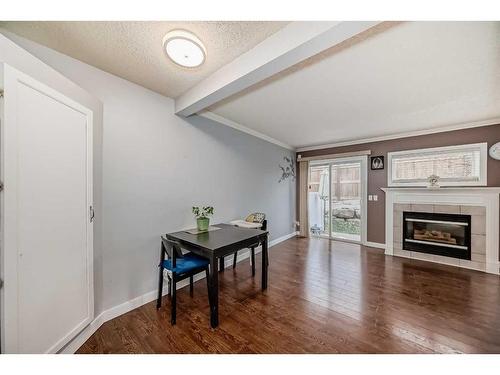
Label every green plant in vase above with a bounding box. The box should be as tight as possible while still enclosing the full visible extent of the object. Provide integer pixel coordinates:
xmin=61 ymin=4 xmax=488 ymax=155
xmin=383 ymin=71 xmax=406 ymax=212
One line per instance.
xmin=192 ymin=206 xmax=214 ymax=232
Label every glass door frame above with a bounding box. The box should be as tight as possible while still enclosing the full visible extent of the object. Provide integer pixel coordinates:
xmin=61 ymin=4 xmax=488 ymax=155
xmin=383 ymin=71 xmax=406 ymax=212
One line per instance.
xmin=309 ymin=155 xmax=368 ymax=245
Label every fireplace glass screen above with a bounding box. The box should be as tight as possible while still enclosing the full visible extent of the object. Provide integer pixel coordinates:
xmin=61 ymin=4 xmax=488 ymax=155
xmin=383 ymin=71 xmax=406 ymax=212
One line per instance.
xmin=403 ymin=211 xmax=471 ymax=260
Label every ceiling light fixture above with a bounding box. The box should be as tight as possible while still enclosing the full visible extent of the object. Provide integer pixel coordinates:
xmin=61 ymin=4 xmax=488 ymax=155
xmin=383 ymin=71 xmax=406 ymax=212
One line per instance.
xmin=163 ymin=30 xmax=206 ymax=68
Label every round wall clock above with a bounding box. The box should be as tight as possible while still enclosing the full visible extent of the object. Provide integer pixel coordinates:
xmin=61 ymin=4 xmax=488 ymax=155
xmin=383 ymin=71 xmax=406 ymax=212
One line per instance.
xmin=489 ymin=142 xmax=500 ymax=160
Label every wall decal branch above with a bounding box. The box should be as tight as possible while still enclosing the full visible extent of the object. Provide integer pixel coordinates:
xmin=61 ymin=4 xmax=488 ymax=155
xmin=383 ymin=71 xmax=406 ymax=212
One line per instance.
xmin=279 ymin=156 xmax=296 ymax=183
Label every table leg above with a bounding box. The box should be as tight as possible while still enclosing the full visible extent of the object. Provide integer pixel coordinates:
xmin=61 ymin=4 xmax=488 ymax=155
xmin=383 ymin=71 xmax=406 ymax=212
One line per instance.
xmin=208 ymin=256 xmax=219 ymax=328
xmin=262 ymin=234 xmax=268 ymax=290
xmin=219 ymin=256 xmax=225 ymax=272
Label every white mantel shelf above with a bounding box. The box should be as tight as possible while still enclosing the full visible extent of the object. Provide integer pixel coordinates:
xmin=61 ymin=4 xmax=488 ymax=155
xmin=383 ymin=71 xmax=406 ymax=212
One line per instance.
xmin=382 ymin=186 xmax=500 ymax=275
xmin=381 ymin=187 xmax=500 ymax=193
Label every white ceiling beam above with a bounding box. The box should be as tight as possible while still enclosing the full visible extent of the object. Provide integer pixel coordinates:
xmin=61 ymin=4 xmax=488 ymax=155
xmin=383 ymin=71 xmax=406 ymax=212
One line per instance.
xmin=175 ymin=21 xmax=382 ymax=117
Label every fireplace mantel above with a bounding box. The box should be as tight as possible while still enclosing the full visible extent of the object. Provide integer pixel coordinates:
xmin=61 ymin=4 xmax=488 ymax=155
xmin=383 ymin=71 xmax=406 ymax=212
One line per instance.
xmin=382 ymin=186 xmax=500 ymax=274
xmin=382 ymin=187 xmax=500 ymax=193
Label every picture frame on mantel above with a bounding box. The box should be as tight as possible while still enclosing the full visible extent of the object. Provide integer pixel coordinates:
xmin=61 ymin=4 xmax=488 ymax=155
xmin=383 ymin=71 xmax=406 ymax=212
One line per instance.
xmin=370 ymin=156 xmax=384 ymax=170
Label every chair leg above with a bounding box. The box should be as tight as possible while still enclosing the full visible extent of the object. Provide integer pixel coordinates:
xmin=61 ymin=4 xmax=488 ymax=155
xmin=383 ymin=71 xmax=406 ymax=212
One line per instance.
xmin=251 ymin=247 xmax=256 ymax=276
xmin=171 ymin=276 xmax=177 ymax=325
xmin=233 ymin=251 xmax=238 ymax=268
xmin=156 ymin=267 xmax=164 ymax=309
xmin=167 ymin=275 xmax=172 ymax=296
xmin=189 ymin=275 xmax=194 ymax=296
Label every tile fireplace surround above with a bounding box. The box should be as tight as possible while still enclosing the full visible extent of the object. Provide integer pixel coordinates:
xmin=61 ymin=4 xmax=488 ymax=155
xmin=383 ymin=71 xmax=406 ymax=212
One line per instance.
xmin=382 ymin=188 xmax=500 ymax=274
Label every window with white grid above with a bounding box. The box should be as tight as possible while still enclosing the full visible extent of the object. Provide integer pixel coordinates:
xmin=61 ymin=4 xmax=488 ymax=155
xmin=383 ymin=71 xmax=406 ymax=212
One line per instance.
xmin=387 ymin=143 xmax=487 ymax=187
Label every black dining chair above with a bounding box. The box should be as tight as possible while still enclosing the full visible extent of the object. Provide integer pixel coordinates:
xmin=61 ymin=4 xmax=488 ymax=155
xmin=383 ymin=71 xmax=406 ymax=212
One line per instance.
xmin=233 ymin=219 xmax=268 ymax=276
xmin=156 ymin=236 xmax=210 ymax=325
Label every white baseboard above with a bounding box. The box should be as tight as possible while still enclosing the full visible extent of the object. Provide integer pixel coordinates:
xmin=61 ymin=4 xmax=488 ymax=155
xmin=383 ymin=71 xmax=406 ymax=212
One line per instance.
xmin=60 ymin=231 xmax=298 ymax=353
xmin=60 ymin=312 xmax=105 ymax=354
xmin=363 ymin=241 xmax=386 ymax=250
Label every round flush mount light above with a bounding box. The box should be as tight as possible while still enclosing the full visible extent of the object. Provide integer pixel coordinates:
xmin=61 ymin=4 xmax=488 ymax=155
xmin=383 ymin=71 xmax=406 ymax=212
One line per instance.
xmin=163 ymin=30 xmax=206 ymax=68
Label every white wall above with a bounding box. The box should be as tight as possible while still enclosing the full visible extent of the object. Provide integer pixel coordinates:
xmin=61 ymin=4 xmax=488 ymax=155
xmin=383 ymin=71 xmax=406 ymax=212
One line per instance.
xmin=2 ymin=32 xmax=296 ymax=316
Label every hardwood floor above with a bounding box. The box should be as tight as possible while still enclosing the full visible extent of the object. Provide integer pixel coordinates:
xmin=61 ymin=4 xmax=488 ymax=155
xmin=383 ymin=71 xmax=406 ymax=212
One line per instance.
xmin=77 ymin=237 xmax=500 ymax=354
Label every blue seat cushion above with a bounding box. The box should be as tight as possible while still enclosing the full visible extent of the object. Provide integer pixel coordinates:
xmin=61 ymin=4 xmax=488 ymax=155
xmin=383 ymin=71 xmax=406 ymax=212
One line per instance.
xmin=162 ymin=252 xmax=209 ymax=274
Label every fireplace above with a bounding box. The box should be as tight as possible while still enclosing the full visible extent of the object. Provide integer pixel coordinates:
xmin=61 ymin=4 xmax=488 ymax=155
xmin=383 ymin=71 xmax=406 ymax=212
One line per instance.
xmin=403 ymin=211 xmax=471 ymax=260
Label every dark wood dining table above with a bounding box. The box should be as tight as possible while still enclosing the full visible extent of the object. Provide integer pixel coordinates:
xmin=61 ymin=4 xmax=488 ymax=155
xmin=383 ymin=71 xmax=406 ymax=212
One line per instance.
xmin=164 ymin=223 xmax=269 ymax=328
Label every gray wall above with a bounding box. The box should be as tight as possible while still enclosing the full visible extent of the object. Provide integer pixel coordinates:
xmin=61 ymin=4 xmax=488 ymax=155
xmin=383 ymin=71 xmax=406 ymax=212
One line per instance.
xmin=5 ymin=33 xmax=296 ymax=313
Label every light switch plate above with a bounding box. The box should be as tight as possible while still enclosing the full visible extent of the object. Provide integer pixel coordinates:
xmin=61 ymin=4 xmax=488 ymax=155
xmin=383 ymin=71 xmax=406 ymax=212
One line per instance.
xmin=373 ymin=195 xmax=378 ymax=201
xmin=368 ymin=195 xmax=373 ymax=201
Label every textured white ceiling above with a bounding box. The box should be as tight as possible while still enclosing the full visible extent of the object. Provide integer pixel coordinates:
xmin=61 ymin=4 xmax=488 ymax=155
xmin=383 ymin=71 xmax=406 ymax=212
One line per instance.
xmin=0 ymin=21 xmax=287 ymax=98
xmin=210 ymin=22 xmax=500 ymax=148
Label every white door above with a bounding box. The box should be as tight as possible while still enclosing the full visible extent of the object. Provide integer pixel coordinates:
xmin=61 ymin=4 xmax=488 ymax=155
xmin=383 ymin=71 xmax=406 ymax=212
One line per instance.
xmin=1 ymin=64 xmax=94 ymax=353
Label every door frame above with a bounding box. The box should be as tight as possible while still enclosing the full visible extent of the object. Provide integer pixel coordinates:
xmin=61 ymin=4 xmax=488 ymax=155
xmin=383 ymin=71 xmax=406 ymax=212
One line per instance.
xmin=1 ymin=64 xmax=94 ymax=353
xmin=309 ymin=155 xmax=368 ymax=245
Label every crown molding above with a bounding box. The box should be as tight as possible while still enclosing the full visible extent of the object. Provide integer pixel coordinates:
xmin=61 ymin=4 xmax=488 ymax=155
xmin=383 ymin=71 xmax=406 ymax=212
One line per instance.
xmin=198 ymin=111 xmax=295 ymax=151
xmin=296 ymin=118 xmax=500 ymax=153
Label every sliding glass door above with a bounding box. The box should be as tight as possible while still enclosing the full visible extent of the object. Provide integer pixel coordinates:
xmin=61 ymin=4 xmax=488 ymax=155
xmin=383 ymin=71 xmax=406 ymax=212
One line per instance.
xmin=308 ymin=156 xmax=367 ymax=243
xmin=330 ymin=160 xmax=362 ymax=242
